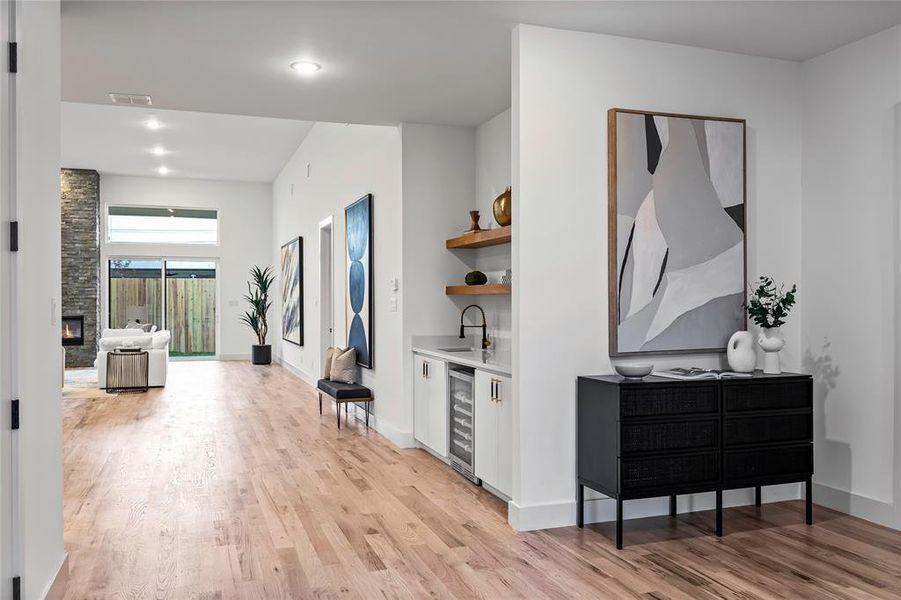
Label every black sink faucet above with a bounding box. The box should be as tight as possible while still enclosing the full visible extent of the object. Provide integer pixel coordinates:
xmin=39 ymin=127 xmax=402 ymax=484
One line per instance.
xmin=460 ymin=304 xmax=489 ymax=349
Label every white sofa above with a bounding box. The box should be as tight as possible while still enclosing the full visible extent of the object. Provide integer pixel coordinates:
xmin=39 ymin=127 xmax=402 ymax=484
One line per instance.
xmin=95 ymin=328 xmax=170 ymax=388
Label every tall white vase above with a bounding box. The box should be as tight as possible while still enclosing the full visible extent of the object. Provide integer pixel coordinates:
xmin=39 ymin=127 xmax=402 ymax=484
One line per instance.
xmin=758 ymin=327 xmax=784 ymax=374
xmin=727 ymin=331 xmax=756 ymax=373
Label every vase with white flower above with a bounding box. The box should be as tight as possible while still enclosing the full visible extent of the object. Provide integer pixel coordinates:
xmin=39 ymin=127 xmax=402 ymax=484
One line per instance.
xmin=746 ymin=276 xmax=797 ymax=374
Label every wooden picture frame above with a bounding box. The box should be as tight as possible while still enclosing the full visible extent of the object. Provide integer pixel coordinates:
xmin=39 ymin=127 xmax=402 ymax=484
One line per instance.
xmin=608 ymin=108 xmax=747 ymax=356
xmin=280 ymin=236 xmax=303 ymax=346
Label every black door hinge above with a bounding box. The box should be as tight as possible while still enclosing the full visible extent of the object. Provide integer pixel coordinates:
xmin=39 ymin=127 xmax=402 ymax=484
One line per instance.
xmin=10 ymin=221 xmax=17 ymax=252
xmin=11 ymin=399 xmax=19 ymax=430
xmin=12 ymin=575 xmax=20 ymax=600
xmin=8 ymin=42 xmax=16 ymax=73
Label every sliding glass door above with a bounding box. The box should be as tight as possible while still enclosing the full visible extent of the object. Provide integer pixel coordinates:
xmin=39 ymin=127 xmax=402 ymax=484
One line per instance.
xmin=108 ymin=259 xmax=164 ymax=330
xmin=107 ymin=258 xmax=217 ymax=358
xmin=165 ymin=261 xmax=216 ymax=357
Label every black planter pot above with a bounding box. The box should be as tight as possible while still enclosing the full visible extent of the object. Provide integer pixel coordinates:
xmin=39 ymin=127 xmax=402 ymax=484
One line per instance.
xmin=252 ymin=344 xmax=272 ymax=365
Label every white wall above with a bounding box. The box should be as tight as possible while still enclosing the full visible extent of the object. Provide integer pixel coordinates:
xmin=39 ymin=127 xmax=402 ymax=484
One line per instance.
xmin=271 ymin=123 xmax=405 ymax=443
xmin=99 ymin=175 xmax=272 ymax=359
xmin=400 ymin=123 xmax=477 ymax=442
xmin=13 ymin=0 xmax=67 ymax=596
xmin=800 ymin=25 xmax=901 ymax=529
xmin=512 ymin=24 xmax=804 ymax=530
xmin=475 ymin=110 xmax=513 ymax=346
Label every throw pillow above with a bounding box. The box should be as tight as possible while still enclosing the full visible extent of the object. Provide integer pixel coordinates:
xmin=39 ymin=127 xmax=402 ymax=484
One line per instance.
xmin=329 ymin=347 xmax=356 ymax=384
xmin=322 ymin=346 xmax=338 ymax=379
xmin=151 ymin=331 xmax=170 ymax=349
xmin=125 ymin=321 xmax=143 ymax=329
xmin=140 ymin=323 xmax=154 ymax=333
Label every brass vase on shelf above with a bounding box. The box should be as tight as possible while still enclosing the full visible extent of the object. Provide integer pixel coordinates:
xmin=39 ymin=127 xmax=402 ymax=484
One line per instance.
xmin=493 ymin=187 xmax=512 ymax=227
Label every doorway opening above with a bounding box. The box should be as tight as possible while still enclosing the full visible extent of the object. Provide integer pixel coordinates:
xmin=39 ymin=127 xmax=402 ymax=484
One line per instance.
xmin=319 ymin=217 xmax=334 ymax=372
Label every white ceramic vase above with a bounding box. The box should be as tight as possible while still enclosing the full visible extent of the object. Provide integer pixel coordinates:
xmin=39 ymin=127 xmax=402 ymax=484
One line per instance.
xmin=757 ymin=327 xmax=784 ymax=374
xmin=727 ymin=331 xmax=756 ymax=373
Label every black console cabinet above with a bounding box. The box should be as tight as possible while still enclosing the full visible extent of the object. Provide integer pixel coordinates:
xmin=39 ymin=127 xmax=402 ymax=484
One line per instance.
xmin=576 ymin=372 xmax=813 ymax=548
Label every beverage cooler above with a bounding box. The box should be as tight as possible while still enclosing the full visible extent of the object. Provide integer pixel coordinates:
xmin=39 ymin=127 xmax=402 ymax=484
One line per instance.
xmin=448 ymin=366 xmax=479 ymax=485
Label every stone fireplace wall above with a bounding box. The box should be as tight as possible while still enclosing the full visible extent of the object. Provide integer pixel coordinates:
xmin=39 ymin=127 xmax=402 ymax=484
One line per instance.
xmin=61 ymin=168 xmax=100 ymax=367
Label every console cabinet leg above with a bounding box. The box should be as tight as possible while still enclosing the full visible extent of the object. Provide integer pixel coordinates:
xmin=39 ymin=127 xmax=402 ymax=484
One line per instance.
xmin=669 ymin=494 xmax=677 ymax=517
xmin=318 ymin=392 xmax=322 ymax=415
xmin=576 ymin=484 xmax=584 ymax=528
xmin=806 ymin=477 xmax=813 ymax=525
xmin=616 ymin=499 xmax=623 ymax=549
xmin=715 ymin=490 xmax=723 ymax=537
xmin=755 ymin=486 xmax=762 ymax=507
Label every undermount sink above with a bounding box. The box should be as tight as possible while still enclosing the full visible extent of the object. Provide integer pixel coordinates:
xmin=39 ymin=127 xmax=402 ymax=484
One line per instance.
xmin=437 ymin=347 xmax=476 ymax=353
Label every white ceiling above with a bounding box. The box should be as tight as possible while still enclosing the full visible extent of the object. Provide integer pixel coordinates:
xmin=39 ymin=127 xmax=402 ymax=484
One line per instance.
xmin=61 ymin=1 xmax=901 ymax=127
xmin=61 ymin=102 xmax=314 ymax=182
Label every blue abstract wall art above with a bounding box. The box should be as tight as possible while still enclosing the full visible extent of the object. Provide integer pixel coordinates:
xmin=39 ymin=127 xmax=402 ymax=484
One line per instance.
xmin=280 ymin=237 xmax=303 ymax=346
xmin=345 ymin=194 xmax=373 ymax=368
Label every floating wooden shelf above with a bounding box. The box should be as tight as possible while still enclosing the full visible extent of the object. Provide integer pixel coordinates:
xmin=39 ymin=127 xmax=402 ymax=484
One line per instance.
xmin=445 ymin=284 xmax=512 ymax=296
xmin=445 ymin=226 xmax=511 ymax=249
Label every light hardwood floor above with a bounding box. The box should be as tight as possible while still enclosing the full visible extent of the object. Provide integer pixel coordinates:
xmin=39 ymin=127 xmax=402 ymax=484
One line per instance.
xmin=63 ymin=361 xmax=901 ymax=599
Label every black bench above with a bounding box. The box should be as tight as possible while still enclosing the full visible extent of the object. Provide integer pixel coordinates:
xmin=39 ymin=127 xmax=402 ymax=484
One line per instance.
xmin=317 ymin=379 xmax=373 ymax=429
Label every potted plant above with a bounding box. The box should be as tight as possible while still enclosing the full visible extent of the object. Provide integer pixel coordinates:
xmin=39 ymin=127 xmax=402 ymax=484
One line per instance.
xmin=746 ymin=276 xmax=797 ymax=374
xmin=240 ymin=266 xmax=275 ymax=365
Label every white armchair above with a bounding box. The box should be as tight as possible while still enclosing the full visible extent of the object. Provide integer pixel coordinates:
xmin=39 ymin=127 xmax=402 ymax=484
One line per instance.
xmin=95 ymin=328 xmax=170 ymax=388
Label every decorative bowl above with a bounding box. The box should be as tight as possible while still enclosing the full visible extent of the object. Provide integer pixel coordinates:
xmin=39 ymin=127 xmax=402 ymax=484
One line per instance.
xmin=614 ymin=363 xmax=653 ymax=379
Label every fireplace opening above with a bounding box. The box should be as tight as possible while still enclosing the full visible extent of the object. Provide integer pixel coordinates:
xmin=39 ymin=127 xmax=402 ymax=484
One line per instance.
xmin=62 ymin=315 xmax=84 ymax=346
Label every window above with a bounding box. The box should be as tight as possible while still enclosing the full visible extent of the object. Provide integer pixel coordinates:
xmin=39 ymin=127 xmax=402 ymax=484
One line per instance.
xmin=107 ymin=206 xmax=218 ymax=244
xmin=108 ymin=259 xmax=163 ymax=330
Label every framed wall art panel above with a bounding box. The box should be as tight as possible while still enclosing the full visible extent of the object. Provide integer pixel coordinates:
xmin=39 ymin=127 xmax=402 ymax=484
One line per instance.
xmin=608 ymin=108 xmax=746 ymax=356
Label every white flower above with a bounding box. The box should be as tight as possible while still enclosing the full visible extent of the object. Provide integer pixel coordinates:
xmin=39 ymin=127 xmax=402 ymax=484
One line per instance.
xmin=767 ymin=315 xmax=774 ymax=326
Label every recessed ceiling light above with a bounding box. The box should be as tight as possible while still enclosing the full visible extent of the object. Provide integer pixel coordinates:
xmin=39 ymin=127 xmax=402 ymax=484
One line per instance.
xmin=290 ymin=61 xmax=321 ymax=75
xmin=145 ymin=117 xmax=162 ymax=130
xmin=158 ymin=166 xmax=170 ymax=175
xmin=151 ymin=145 xmax=167 ymax=156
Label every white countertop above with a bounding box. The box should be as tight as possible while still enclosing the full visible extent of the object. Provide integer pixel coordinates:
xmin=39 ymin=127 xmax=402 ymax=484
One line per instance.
xmin=412 ymin=336 xmax=512 ymax=376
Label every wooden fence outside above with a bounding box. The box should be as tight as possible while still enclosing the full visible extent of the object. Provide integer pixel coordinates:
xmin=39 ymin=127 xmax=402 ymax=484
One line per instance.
xmin=109 ymin=278 xmax=162 ymax=330
xmin=109 ymin=278 xmax=216 ymax=355
xmin=166 ymin=278 xmax=216 ymax=355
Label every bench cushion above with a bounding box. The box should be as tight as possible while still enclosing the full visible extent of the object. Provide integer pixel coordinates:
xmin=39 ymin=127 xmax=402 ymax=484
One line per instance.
xmin=317 ymin=379 xmax=372 ymax=400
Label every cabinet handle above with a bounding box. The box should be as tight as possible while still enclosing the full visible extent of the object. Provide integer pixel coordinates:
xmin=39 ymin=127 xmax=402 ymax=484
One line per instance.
xmin=491 ymin=379 xmax=497 ymax=401
xmin=425 ymin=362 xmax=429 ymax=378
xmin=495 ymin=379 xmax=501 ymax=402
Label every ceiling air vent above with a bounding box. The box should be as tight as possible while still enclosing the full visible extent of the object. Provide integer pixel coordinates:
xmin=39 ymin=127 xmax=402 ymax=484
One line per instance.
xmin=108 ymin=92 xmax=153 ymax=106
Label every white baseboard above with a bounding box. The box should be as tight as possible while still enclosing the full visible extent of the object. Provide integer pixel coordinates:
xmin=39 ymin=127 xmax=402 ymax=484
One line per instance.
xmin=508 ymin=484 xmax=803 ymax=532
xmin=275 ymin=357 xmax=317 ymax=387
xmin=276 ymin=360 xmax=417 ymax=449
xmin=218 ymin=353 xmax=250 ymax=361
xmin=813 ymin=482 xmax=899 ymax=530
xmin=366 ymin=409 xmax=416 ymax=449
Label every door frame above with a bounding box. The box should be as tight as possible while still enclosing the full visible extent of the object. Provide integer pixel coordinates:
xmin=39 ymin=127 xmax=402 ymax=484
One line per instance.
xmin=318 ymin=216 xmax=334 ymax=374
xmin=0 ymin=0 xmax=17 ymax=588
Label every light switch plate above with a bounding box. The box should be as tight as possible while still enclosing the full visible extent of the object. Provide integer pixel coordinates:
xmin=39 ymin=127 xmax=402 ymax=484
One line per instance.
xmin=389 ymin=296 xmax=397 ymax=312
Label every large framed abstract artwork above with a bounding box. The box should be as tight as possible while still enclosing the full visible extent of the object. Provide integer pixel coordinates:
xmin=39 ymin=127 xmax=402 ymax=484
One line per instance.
xmin=280 ymin=236 xmax=303 ymax=346
xmin=608 ymin=108 xmax=746 ymax=356
xmin=345 ymin=194 xmax=373 ymax=369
